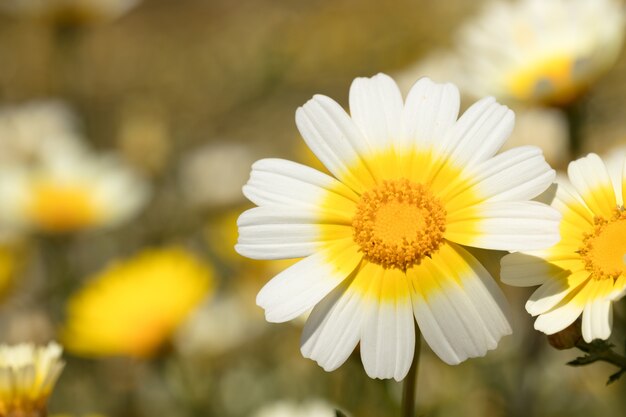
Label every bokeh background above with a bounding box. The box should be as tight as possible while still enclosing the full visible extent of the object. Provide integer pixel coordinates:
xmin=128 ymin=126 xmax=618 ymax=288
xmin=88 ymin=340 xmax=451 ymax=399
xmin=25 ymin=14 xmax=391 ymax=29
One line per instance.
xmin=0 ymin=0 xmax=626 ymax=416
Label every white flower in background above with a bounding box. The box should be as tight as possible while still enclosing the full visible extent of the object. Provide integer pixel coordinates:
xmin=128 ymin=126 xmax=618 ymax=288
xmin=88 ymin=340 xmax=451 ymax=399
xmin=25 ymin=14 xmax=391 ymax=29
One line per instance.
xmin=0 ymin=100 xmax=85 ymax=166
xmin=500 ymin=107 xmax=569 ymax=168
xmin=0 ymin=342 xmax=65 ymax=416
xmin=237 ymin=73 xmax=560 ymax=380
xmin=179 ymin=142 xmax=255 ymax=209
xmin=456 ymin=0 xmax=625 ymax=105
xmin=502 ymin=153 xmax=626 ymax=342
xmin=252 ymin=399 xmax=337 ymax=417
xmin=0 ymin=149 xmax=150 ymax=234
xmin=0 ymin=0 xmax=141 ymax=24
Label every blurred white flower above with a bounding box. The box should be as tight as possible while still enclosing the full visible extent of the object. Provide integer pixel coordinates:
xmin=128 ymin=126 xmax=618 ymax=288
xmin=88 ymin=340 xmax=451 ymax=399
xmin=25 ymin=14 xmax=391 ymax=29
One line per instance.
xmin=252 ymin=399 xmax=338 ymax=417
xmin=455 ymin=0 xmax=625 ymax=105
xmin=174 ymin=293 xmax=266 ymax=357
xmin=0 ymin=341 xmax=65 ymax=416
xmin=0 ymin=0 xmax=141 ymax=24
xmin=0 ymin=149 xmax=150 ymax=234
xmin=0 ymin=100 xmax=85 ymax=166
xmin=502 ymin=106 xmax=570 ymax=168
xmin=394 ymin=51 xmax=460 ymax=95
xmin=178 ymin=142 xmax=255 ymax=209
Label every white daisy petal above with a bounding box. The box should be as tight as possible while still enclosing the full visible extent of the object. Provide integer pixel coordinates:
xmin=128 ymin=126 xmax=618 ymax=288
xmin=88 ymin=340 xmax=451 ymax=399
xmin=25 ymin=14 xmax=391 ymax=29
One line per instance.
xmin=243 ymin=158 xmax=358 ymax=208
xmin=402 ymin=77 xmax=460 ymax=150
xmin=443 ymin=146 xmax=555 ymax=205
xmin=256 ymin=239 xmax=362 ymax=323
xmin=446 ymin=201 xmax=561 ymax=251
xmin=300 ymin=279 xmax=364 ymax=372
xmin=442 ymin=97 xmax=514 ymax=169
xmin=525 ymin=271 xmax=589 ymax=316
xmin=359 ymin=266 xmax=415 ymax=381
xmin=534 ymin=303 xmax=585 ymax=335
xmin=409 ymin=243 xmax=511 ymax=365
xmin=296 ymin=95 xmax=376 ymax=193
xmin=567 ymin=153 xmax=617 ymax=217
xmin=235 ymin=205 xmax=351 ymax=259
xmin=349 ymin=73 xmax=404 ymax=151
xmin=582 ymin=299 xmax=612 ymax=342
xmin=501 ymin=252 xmax=556 ymax=287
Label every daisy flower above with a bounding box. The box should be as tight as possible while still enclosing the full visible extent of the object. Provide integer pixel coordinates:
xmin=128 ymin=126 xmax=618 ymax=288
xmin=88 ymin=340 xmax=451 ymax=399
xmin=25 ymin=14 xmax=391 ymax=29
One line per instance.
xmin=456 ymin=0 xmax=625 ymax=105
xmin=236 ymin=73 xmax=560 ymax=380
xmin=0 ymin=148 xmax=149 ymax=234
xmin=502 ymin=153 xmax=626 ymax=342
xmin=61 ymin=247 xmax=213 ymax=358
xmin=252 ymin=399 xmax=337 ymax=417
xmin=0 ymin=342 xmax=65 ymax=416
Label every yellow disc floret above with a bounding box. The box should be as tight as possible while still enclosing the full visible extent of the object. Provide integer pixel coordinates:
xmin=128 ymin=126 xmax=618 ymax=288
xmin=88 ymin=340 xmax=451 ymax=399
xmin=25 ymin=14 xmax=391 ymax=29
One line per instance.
xmin=579 ymin=208 xmax=626 ymax=281
xmin=27 ymin=181 xmax=102 ymax=233
xmin=352 ymin=179 xmax=446 ymax=270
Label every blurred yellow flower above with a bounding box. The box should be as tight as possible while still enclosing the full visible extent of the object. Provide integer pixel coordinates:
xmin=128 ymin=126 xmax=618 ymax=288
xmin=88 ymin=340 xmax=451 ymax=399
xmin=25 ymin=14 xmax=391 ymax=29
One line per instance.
xmin=0 ymin=149 xmax=150 ymax=234
xmin=0 ymin=242 xmax=24 ymax=300
xmin=0 ymin=342 xmax=65 ymax=417
xmin=456 ymin=0 xmax=625 ymax=105
xmin=62 ymin=248 xmax=214 ymax=358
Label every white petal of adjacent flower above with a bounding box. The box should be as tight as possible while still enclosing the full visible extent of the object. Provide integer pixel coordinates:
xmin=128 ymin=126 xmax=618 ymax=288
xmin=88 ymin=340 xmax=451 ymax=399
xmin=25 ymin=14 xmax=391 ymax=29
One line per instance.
xmin=582 ymin=299 xmax=612 ymax=342
xmin=256 ymin=239 xmax=362 ymax=322
xmin=243 ymin=158 xmax=358 ymax=208
xmin=301 ymin=280 xmax=364 ymax=372
xmin=442 ymin=97 xmax=514 ymax=169
xmin=567 ymin=153 xmax=617 ymax=217
xmin=525 ymin=271 xmax=589 ymax=316
xmin=296 ymin=95 xmax=376 ymax=193
xmin=349 ymin=73 xmax=404 ymax=151
xmin=236 ymin=206 xmax=352 ymax=260
xmin=501 ymin=252 xmax=581 ymax=287
xmin=446 ymin=201 xmax=561 ymax=251
xmin=402 ymin=77 xmax=460 ymax=150
xmin=409 ymin=243 xmax=511 ymax=365
xmin=358 ymin=265 xmax=415 ymax=381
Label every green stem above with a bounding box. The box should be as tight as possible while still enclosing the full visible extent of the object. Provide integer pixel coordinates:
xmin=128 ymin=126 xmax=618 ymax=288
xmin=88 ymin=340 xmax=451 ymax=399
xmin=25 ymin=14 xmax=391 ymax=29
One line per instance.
xmin=401 ymin=324 xmax=421 ymax=417
xmin=575 ymin=339 xmax=626 ymax=368
xmin=562 ymin=99 xmax=586 ymax=159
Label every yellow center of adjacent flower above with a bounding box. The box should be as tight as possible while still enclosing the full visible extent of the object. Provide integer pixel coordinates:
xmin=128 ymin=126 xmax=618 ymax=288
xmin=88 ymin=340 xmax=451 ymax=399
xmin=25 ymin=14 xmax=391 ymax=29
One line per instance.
xmin=28 ymin=182 xmax=101 ymax=233
xmin=506 ymin=55 xmax=589 ymax=104
xmin=352 ymin=179 xmax=446 ymax=270
xmin=579 ymin=208 xmax=626 ymax=281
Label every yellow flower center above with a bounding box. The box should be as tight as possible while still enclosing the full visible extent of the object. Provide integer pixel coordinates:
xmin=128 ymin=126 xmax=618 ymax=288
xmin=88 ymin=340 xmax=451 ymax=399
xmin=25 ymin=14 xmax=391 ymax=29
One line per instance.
xmin=352 ymin=179 xmax=446 ymax=270
xmin=506 ymin=55 xmax=589 ymax=105
xmin=579 ymin=208 xmax=626 ymax=281
xmin=28 ymin=182 xmax=102 ymax=233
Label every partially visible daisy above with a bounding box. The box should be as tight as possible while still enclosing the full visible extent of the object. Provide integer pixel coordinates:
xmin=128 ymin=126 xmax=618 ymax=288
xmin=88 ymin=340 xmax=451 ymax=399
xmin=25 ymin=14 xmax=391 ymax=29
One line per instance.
xmin=62 ymin=247 xmax=213 ymax=358
xmin=456 ymin=0 xmax=625 ymax=105
xmin=252 ymin=399 xmax=337 ymax=417
xmin=0 ymin=342 xmax=65 ymax=416
xmin=0 ymin=149 xmax=149 ymax=234
xmin=502 ymin=153 xmax=626 ymax=342
xmin=0 ymin=100 xmax=85 ymax=166
xmin=237 ymin=73 xmax=560 ymax=380
xmin=0 ymin=0 xmax=141 ymax=25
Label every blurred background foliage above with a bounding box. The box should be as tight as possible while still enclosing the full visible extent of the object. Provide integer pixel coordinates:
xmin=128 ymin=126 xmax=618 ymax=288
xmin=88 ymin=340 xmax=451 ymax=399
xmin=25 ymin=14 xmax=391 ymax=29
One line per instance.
xmin=0 ymin=0 xmax=625 ymax=416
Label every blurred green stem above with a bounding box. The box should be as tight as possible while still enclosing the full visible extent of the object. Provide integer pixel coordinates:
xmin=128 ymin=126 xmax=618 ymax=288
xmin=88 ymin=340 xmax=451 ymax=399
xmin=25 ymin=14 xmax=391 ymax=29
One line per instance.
xmin=563 ymin=99 xmax=586 ymax=158
xmin=401 ymin=325 xmax=421 ymax=417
